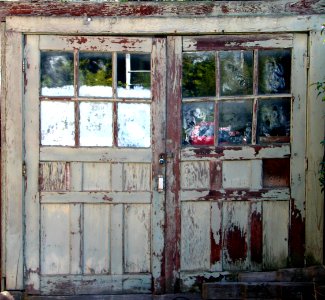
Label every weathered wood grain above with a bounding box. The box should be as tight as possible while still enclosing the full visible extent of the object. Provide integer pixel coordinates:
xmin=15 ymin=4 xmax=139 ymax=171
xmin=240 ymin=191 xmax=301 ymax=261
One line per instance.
xmin=83 ymin=204 xmax=110 ymax=275
xmin=40 ymin=162 xmax=69 ymax=192
xmin=181 ymin=161 xmax=209 ymax=190
xmin=41 ymin=204 xmax=70 ymax=275
xmin=181 ymin=201 xmax=211 ymax=271
xmin=82 ymin=162 xmax=111 ymax=191
xmin=24 ymin=34 xmax=41 ymax=293
xmin=123 ymin=163 xmax=151 ymax=192
xmin=263 ymin=201 xmax=289 ymax=270
xmin=124 ymin=204 xmax=151 ymax=273
xmin=306 ymin=29 xmax=325 ymax=265
xmin=4 ymin=31 xmax=23 ymax=289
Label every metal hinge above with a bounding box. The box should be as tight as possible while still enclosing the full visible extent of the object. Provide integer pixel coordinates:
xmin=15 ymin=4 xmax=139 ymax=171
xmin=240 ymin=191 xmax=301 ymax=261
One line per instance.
xmin=22 ymin=162 xmax=27 ymax=177
xmin=22 ymin=60 xmax=25 ymax=73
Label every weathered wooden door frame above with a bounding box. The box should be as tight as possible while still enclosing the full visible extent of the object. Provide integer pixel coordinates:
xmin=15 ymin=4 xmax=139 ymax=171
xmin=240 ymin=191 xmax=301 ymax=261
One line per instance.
xmin=1 ymin=14 xmax=325 ymax=294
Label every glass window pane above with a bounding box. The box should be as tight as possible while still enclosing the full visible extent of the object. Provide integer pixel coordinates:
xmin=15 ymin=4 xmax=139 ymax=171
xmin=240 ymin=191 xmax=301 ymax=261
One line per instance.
xmin=80 ymin=102 xmax=113 ymax=146
xmin=220 ymin=51 xmax=253 ymax=96
xmin=78 ymin=53 xmax=113 ymax=98
xmin=117 ymin=54 xmax=151 ymax=99
xmin=182 ymin=52 xmax=216 ymax=98
xmin=218 ymin=100 xmax=253 ymax=145
xmin=118 ymin=103 xmax=150 ymax=147
xmin=182 ymin=102 xmax=214 ymax=146
xmin=257 ymin=98 xmax=291 ymax=144
xmin=41 ymin=101 xmax=75 ymax=146
xmin=258 ymin=49 xmax=291 ymax=94
xmin=41 ymin=52 xmax=74 ymax=97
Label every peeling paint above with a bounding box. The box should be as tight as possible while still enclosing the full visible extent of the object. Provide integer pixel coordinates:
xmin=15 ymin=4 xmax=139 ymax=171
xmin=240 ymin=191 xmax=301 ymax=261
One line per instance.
xmin=226 ymin=225 xmax=247 ymax=262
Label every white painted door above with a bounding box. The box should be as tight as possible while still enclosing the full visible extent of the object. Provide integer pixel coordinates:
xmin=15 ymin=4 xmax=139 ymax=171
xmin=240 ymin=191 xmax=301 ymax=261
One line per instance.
xmin=23 ymin=35 xmax=166 ymax=295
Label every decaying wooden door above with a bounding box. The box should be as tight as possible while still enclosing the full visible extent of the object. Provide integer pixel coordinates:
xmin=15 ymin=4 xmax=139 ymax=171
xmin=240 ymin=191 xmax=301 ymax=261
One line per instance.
xmin=166 ymin=34 xmax=308 ymax=289
xmin=23 ymin=35 xmax=166 ymax=295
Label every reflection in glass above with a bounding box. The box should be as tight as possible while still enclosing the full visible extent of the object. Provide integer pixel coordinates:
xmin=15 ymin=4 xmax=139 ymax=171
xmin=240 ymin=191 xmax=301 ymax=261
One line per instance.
xmin=257 ymin=98 xmax=291 ymax=144
xmin=41 ymin=52 xmax=74 ymax=97
xmin=80 ymin=102 xmax=113 ymax=146
xmin=79 ymin=53 xmax=113 ymax=98
xmin=41 ymin=101 xmax=75 ymax=146
xmin=182 ymin=102 xmax=214 ymax=146
xmin=117 ymin=54 xmax=151 ymax=98
xmin=220 ymin=51 xmax=253 ymax=96
xmin=258 ymin=49 xmax=291 ymax=94
xmin=182 ymin=52 xmax=216 ymax=98
xmin=118 ymin=103 xmax=150 ymax=147
xmin=218 ymin=100 xmax=253 ymax=145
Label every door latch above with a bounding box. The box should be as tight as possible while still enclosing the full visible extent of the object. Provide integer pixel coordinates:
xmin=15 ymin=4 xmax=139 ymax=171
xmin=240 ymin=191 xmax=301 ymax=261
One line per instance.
xmin=157 ymin=175 xmax=164 ymax=192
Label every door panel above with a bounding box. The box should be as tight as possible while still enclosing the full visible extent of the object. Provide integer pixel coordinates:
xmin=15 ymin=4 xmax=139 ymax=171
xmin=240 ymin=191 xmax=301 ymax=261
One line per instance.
xmin=24 ymin=35 xmax=166 ymax=295
xmin=166 ymin=34 xmax=307 ymax=290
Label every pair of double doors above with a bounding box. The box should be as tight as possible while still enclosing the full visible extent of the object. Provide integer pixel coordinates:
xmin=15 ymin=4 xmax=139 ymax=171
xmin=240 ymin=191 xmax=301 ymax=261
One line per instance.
xmin=22 ymin=34 xmax=307 ymax=295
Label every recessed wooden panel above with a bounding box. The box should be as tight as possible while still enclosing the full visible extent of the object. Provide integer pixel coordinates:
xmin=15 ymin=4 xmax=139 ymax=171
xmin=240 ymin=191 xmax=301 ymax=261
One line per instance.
xmin=123 ymin=163 xmax=151 ymax=192
xmin=82 ymin=162 xmax=111 ymax=191
xmin=223 ymin=160 xmax=251 ymax=189
xmin=39 ymin=162 xmax=70 ymax=191
xmin=263 ymin=158 xmax=290 ymax=188
xmin=222 ymin=201 xmax=250 ymax=271
xmin=83 ymin=204 xmax=110 ymax=275
xmin=41 ymin=204 xmax=70 ymax=275
xmin=181 ymin=201 xmax=210 ymax=271
xmin=263 ymin=201 xmax=289 ymax=269
xmin=181 ymin=161 xmax=209 ymax=190
xmin=124 ymin=204 xmax=151 ymax=273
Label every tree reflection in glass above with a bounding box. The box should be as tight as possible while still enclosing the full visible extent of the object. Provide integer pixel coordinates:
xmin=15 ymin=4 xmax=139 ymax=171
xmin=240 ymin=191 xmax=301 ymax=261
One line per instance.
xmin=182 ymin=52 xmax=216 ymax=98
xmin=41 ymin=52 xmax=74 ymax=97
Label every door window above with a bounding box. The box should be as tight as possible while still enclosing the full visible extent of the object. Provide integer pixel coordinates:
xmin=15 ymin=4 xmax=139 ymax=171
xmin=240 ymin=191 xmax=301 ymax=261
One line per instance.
xmin=40 ymin=51 xmax=151 ymax=147
xmin=182 ymin=48 xmax=292 ymax=147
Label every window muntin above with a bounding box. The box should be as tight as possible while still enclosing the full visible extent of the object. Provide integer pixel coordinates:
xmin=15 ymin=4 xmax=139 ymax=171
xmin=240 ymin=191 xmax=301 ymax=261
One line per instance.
xmin=40 ymin=51 xmax=151 ymax=148
xmin=182 ymin=49 xmax=292 ymax=147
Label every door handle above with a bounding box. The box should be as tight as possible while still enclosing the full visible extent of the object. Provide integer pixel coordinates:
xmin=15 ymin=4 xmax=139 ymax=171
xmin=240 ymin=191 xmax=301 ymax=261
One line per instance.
xmin=157 ymin=174 xmax=164 ymax=192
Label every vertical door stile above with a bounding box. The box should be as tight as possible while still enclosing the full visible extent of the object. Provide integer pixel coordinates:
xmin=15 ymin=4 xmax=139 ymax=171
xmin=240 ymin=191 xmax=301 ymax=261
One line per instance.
xmin=289 ymin=33 xmax=308 ymax=266
xmin=4 ymin=31 xmax=24 ymax=290
xmin=151 ymin=37 xmax=167 ymax=294
xmin=24 ymin=34 xmax=41 ymax=293
xmin=165 ymin=36 xmax=182 ymax=292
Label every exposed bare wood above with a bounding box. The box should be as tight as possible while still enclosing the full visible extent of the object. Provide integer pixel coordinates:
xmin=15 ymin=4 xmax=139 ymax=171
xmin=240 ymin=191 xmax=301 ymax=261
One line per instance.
xmin=40 ymin=147 xmax=152 ymax=162
xmin=181 ymin=161 xmax=210 ymax=190
xmin=4 ymin=30 xmax=23 ymax=289
xmin=306 ymin=29 xmax=325 ymax=265
xmin=40 ymin=191 xmax=152 ymax=204
xmin=40 ymin=162 xmax=69 ymax=192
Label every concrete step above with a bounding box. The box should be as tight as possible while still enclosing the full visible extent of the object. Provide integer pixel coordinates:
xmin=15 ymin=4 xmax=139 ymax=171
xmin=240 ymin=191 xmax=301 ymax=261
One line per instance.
xmin=202 ymin=281 xmax=316 ymax=299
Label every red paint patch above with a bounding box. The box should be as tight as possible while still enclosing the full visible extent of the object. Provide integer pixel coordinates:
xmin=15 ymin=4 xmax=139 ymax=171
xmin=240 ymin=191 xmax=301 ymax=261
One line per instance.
xmin=211 ymin=229 xmax=222 ymax=264
xmin=289 ymin=201 xmax=305 ymax=267
xmin=250 ymin=210 xmax=263 ymax=264
xmin=66 ymin=36 xmax=88 ymax=45
xmin=226 ymin=225 xmax=247 ymax=262
xmin=221 ymin=4 xmax=229 ymax=14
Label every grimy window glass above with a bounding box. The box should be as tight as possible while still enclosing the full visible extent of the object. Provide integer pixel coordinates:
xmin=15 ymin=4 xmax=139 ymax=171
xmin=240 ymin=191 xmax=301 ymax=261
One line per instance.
xmin=40 ymin=51 xmax=151 ymax=147
xmin=181 ymin=48 xmax=292 ymax=147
